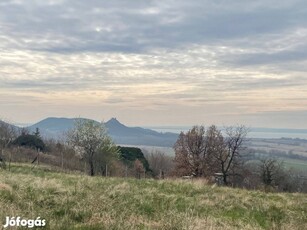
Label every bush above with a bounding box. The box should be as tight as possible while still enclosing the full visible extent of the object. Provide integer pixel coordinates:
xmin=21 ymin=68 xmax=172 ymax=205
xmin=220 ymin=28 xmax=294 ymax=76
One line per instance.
xmin=118 ymin=146 xmax=150 ymax=172
xmin=13 ymin=134 xmax=46 ymax=151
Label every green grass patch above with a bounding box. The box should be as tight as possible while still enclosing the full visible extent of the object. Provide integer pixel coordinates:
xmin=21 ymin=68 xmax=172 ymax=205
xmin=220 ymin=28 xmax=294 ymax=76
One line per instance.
xmin=281 ymin=158 xmax=307 ymax=172
xmin=0 ymin=164 xmax=306 ymax=229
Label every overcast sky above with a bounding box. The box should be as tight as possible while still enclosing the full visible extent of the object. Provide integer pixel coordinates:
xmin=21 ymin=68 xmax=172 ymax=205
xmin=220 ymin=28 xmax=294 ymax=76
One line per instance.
xmin=1 ymin=0 xmax=307 ymax=128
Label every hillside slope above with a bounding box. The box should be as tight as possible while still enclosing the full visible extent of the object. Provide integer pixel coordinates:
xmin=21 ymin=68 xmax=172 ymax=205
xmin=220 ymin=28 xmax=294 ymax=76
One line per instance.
xmin=0 ymin=164 xmax=306 ymax=229
xmin=27 ymin=117 xmax=178 ymax=147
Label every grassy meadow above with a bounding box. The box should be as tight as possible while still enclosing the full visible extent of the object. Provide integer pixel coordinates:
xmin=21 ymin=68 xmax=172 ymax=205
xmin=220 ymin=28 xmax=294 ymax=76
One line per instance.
xmin=0 ymin=164 xmax=307 ymax=230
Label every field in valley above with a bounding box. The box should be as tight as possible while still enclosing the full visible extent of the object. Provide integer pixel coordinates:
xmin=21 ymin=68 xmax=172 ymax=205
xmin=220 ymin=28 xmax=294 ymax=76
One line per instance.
xmin=0 ymin=164 xmax=307 ymax=230
xmin=248 ymin=138 xmax=307 ymax=157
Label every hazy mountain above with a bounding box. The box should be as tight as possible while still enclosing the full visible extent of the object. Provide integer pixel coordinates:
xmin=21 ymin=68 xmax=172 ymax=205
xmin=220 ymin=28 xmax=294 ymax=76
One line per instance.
xmin=27 ymin=117 xmax=179 ymax=147
xmin=0 ymin=120 xmax=19 ymax=130
xmin=0 ymin=120 xmax=22 ymax=135
xmin=25 ymin=117 xmax=75 ymax=140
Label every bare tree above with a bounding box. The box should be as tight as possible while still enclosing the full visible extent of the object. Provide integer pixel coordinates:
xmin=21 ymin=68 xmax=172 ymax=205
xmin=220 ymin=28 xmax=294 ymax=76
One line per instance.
xmin=144 ymin=150 xmax=174 ymax=178
xmin=134 ymin=159 xmax=145 ymax=179
xmin=67 ymin=119 xmax=117 ymax=176
xmin=259 ymin=158 xmax=283 ymax=188
xmin=213 ymin=126 xmax=247 ymax=185
xmin=174 ymin=125 xmax=247 ymax=183
xmin=0 ymin=120 xmax=16 ymax=168
xmin=174 ymin=126 xmax=207 ymax=177
xmin=0 ymin=121 xmax=16 ymax=148
xmin=203 ymin=125 xmax=225 ymax=176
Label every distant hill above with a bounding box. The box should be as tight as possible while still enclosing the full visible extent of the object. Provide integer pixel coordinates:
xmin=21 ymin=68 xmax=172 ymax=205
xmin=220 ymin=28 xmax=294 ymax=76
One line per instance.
xmin=26 ymin=117 xmax=179 ymax=147
xmin=105 ymin=118 xmax=178 ymax=147
xmin=27 ymin=117 xmax=76 ymax=139
xmin=0 ymin=120 xmax=21 ymax=134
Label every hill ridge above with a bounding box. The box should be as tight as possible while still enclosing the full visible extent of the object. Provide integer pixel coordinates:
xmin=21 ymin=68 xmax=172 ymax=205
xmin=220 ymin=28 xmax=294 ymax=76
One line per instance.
xmin=25 ymin=117 xmax=178 ymax=147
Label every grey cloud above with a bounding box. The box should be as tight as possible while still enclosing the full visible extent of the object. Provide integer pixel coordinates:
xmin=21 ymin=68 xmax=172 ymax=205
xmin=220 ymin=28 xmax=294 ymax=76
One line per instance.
xmin=0 ymin=76 xmax=100 ymax=91
xmin=1 ymin=0 xmax=307 ymax=54
xmin=226 ymin=44 xmax=307 ymax=67
xmin=1 ymin=0 xmax=307 ymax=128
xmin=103 ymin=97 xmax=125 ymax=104
xmin=193 ymin=75 xmax=307 ymax=92
xmin=228 ymin=76 xmax=307 ymax=91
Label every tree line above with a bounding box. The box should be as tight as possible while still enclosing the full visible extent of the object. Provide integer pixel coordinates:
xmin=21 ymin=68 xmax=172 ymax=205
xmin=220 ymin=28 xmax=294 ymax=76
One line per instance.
xmin=0 ymin=119 xmax=150 ymax=178
xmin=1 ymin=119 xmax=307 ymax=193
xmin=174 ymin=125 xmax=247 ymax=185
xmin=173 ymin=125 xmax=307 ymax=192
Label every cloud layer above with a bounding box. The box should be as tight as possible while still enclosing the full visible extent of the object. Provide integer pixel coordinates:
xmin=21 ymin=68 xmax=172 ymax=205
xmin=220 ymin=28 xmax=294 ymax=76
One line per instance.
xmin=0 ymin=0 xmax=307 ymax=128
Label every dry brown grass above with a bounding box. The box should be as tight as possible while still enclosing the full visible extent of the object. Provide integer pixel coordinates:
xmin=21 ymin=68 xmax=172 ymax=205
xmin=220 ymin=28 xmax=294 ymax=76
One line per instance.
xmin=0 ymin=183 xmax=12 ymax=192
xmin=0 ymin=164 xmax=306 ymax=230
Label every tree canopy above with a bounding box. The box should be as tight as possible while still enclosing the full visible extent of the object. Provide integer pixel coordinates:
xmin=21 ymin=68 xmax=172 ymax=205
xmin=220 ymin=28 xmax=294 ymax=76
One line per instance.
xmin=118 ymin=146 xmax=150 ymax=172
xmin=67 ymin=119 xmax=118 ymax=176
xmin=174 ymin=125 xmax=248 ymax=184
xmin=13 ymin=134 xmax=45 ymax=151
